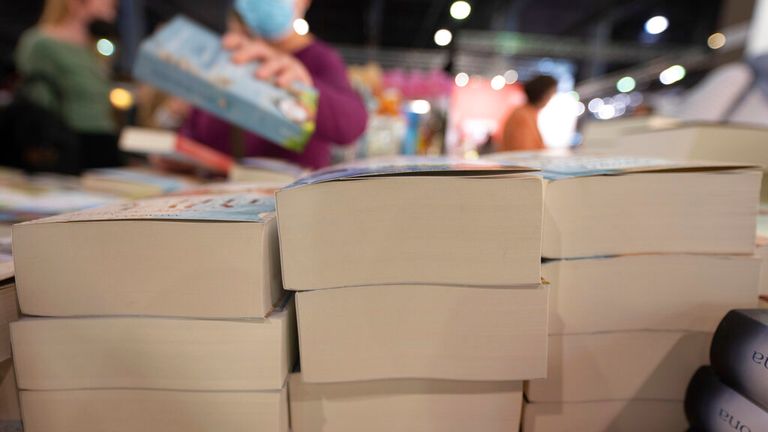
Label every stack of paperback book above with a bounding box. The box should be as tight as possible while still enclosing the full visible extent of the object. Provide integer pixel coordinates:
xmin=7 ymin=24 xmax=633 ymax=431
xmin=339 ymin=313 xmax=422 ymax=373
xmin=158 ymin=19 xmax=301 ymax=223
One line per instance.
xmin=488 ymin=153 xmax=762 ymax=432
xmin=0 ymin=264 xmax=20 ymax=432
xmin=276 ymin=160 xmax=549 ymax=432
xmin=610 ymin=123 xmax=768 ymax=202
xmin=10 ymin=193 xmax=295 ymax=432
xmin=685 ymin=309 xmax=768 ymax=431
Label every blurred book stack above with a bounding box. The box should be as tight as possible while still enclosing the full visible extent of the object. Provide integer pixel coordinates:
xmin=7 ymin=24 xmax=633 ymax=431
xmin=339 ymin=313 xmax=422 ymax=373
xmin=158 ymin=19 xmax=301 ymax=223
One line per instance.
xmin=685 ymin=309 xmax=768 ymax=430
xmin=118 ymin=127 xmax=234 ymax=176
xmin=0 ymin=265 xmax=20 ymax=432
xmin=10 ymin=193 xmax=295 ymax=432
xmin=80 ymin=167 xmax=198 ymax=198
xmin=276 ymin=160 xmax=548 ymax=432
xmin=0 ymin=168 xmax=116 ymax=223
xmin=228 ymin=157 xmax=307 ymax=186
xmin=488 ymin=153 xmax=762 ymax=432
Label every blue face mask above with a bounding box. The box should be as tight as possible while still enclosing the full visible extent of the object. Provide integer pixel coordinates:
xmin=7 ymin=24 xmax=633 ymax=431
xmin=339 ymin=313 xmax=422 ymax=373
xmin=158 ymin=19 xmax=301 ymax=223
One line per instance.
xmin=234 ymin=0 xmax=296 ymax=40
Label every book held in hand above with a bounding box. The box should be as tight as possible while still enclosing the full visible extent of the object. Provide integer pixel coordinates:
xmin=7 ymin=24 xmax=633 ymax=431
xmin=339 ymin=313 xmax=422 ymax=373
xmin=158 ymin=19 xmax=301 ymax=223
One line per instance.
xmin=134 ymin=16 xmax=317 ymax=151
xmin=13 ymin=193 xmax=283 ymax=319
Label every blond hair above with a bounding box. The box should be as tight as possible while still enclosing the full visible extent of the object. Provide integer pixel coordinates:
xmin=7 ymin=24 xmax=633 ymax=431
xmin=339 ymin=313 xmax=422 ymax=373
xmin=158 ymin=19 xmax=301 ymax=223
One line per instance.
xmin=39 ymin=0 xmax=71 ymax=25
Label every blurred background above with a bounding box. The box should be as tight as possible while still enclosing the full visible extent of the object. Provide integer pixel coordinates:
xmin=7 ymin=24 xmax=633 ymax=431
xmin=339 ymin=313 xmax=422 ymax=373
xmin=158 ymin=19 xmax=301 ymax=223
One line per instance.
xmin=0 ymin=0 xmax=765 ymax=159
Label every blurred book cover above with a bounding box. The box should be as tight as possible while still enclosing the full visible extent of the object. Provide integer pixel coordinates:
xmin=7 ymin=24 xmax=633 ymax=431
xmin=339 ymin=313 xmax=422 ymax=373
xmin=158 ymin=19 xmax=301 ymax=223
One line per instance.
xmin=134 ymin=16 xmax=317 ymax=152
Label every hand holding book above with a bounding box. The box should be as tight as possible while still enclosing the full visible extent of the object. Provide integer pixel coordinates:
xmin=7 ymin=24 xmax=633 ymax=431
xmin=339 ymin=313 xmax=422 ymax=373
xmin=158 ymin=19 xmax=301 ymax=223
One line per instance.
xmin=223 ymin=32 xmax=313 ymax=88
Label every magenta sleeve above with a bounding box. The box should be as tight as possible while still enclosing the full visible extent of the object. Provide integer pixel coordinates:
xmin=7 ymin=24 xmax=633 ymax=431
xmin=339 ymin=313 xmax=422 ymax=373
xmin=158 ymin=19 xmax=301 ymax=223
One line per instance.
xmin=312 ymin=78 xmax=368 ymax=145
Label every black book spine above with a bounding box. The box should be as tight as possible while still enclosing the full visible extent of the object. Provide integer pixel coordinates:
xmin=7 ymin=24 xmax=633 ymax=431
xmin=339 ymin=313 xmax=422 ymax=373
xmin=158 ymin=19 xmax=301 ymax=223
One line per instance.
xmin=710 ymin=310 xmax=768 ymax=411
xmin=685 ymin=366 xmax=768 ymax=432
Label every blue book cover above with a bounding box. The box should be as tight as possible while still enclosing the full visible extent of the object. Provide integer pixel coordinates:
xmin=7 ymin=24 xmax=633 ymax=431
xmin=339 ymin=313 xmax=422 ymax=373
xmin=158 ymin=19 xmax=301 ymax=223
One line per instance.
xmin=86 ymin=168 xmax=191 ymax=193
xmin=685 ymin=366 xmax=768 ymax=432
xmin=238 ymin=157 xmax=306 ymax=177
xmin=711 ymin=309 xmax=768 ymax=412
xmin=285 ymin=156 xmax=537 ymax=188
xmin=133 ymin=16 xmax=317 ymax=152
xmin=489 ymin=153 xmax=755 ymax=180
xmin=34 ymin=193 xmax=275 ymax=224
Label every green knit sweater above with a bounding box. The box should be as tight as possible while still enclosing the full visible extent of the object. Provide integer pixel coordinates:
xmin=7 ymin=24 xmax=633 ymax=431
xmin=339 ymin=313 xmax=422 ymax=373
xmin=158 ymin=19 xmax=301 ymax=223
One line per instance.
xmin=15 ymin=29 xmax=116 ymax=134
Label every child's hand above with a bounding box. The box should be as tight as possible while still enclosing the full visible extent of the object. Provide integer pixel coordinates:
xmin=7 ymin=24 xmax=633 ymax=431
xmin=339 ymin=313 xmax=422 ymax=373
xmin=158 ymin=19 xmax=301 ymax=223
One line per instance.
xmin=223 ymin=32 xmax=313 ymax=88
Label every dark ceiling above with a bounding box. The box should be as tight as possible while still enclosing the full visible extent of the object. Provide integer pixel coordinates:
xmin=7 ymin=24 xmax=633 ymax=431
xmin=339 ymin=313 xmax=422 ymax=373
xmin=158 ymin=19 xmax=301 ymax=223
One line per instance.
xmin=306 ymin=0 xmax=725 ymax=48
xmin=0 ymin=0 xmax=739 ymax=83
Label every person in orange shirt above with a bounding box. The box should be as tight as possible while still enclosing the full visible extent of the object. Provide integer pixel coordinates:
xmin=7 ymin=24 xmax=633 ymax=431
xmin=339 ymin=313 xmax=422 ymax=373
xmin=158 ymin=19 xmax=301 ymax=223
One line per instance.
xmin=498 ymin=75 xmax=558 ymax=152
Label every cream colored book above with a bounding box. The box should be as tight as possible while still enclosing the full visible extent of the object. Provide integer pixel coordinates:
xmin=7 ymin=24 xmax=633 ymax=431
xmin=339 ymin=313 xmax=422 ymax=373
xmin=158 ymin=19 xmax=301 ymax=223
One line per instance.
xmin=486 ymin=153 xmax=761 ymax=259
xmin=289 ymin=373 xmax=522 ymax=432
xmin=228 ymin=157 xmax=306 ymax=185
xmin=544 ymin=255 xmax=760 ymax=334
xmin=13 ymin=193 xmax=282 ymax=319
xmin=0 ymin=281 xmax=18 ymax=363
xmin=580 ymin=116 xmax=681 ymax=151
xmin=276 ymin=162 xmax=542 ymax=290
xmin=757 ymin=239 xmax=768 ymax=300
xmin=526 ymin=331 xmax=710 ymax=403
xmin=296 ymin=285 xmax=548 ymax=383
xmin=0 ymin=360 xmax=20 ymax=427
xmin=612 ymin=123 xmax=768 ymax=202
xmin=11 ymin=301 xmax=295 ymax=391
xmin=20 ymin=387 xmax=288 ymax=432
xmin=80 ymin=168 xmax=197 ymax=199
xmin=522 ymin=400 xmax=687 ymax=432
xmin=0 ymin=262 xmax=12 ymax=284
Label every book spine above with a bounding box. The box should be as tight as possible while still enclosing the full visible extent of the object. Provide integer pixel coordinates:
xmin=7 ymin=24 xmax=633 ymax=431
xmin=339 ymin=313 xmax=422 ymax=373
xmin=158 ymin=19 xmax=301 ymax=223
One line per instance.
xmin=175 ymin=135 xmax=233 ymax=174
xmin=710 ymin=310 xmax=768 ymax=411
xmin=685 ymin=367 xmax=768 ymax=432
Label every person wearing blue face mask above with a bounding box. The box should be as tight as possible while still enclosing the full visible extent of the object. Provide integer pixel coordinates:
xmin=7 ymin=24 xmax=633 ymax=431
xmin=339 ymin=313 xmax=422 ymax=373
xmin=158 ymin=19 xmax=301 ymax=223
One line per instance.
xmin=178 ymin=0 xmax=368 ymax=169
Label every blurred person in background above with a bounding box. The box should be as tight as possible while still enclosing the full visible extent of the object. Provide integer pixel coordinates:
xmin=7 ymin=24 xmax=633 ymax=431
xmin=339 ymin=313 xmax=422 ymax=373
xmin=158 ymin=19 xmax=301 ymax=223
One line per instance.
xmin=178 ymin=0 xmax=368 ymax=170
xmin=497 ymin=75 xmax=557 ymax=152
xmin=10 ymin=0 xmax=120 ymax=171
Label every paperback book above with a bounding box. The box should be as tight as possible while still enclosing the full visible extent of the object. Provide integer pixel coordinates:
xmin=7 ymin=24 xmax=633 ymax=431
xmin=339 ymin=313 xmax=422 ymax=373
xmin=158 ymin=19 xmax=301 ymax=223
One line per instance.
xmin=487 ymin=153 xmax=761 ymax=258
xmin=134 ymin=16 xmax=317 ymax=151
xmin=13 ymin=193 xmax=283 ymax=318
xmin=277 ymin=159 xmax=543 ymax=290
xmin=710 ymin=309 xmax=768 ymax=410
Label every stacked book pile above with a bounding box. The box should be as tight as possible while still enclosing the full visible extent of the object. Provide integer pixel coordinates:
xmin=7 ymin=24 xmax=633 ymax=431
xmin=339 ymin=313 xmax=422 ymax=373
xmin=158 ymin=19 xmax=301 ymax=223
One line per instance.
xmin=10 ymin=193 xmax=295 ymax=431
xmin=610 ymin=123 xmax=768 ymax=202
xmin=489 ymin=153 xmax=763 ymax=431
xmin=686 ymin=309 xmax=768 ymax=430
xmin=0 ymin=263 xmax=20 ymax=432
xmin=276 ymin=161 xmax=549 ymax=431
